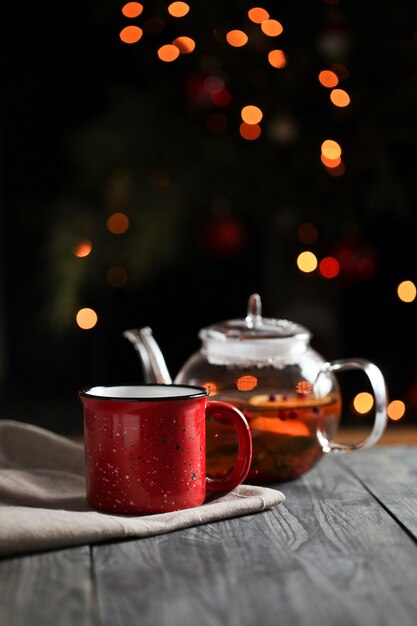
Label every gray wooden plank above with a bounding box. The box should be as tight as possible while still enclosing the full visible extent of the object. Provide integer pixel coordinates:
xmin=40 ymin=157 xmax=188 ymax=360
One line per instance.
xmin=92 ymin=454 xmax=417 ymax=626
xmin=337 ymin=445 xmax=417 ymax=539
xmin=0 ymin=546 xmax=96 ymax=626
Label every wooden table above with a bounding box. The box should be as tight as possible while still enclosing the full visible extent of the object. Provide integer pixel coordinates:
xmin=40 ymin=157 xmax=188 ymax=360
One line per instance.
xmin=1 ymin=445 xmax=417 ymax=626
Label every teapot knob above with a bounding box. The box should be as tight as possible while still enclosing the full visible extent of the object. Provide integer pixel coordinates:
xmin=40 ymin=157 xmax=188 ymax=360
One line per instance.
xmin=245 ymin=293 xmax=263 ymax=329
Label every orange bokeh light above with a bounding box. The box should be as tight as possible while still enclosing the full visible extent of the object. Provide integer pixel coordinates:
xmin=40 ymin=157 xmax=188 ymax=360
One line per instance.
xmin=261 ymin=19 xmax=283 ymax=37
xmin=203 ymin=381 xmax=218 ymax=396
xmin=241 ymin=105 xmax=263 ymax=124
xmin=248 ymin=7 xmax=269 ymax=23
xmin=121 ymin=2 xmax=143 ymax=18
xmin=321 ymin=153 xmax=341 ymax=168
xmin=388 ymin=400 xmax=405 ymax=421
xmin=107 ymin=212 xmax=130 ymax=234
xmin=319 ymin=257 xmax=340 ymax=279
xmin=158 ymin=44 xmax=180 ymax=62
xmin=239 ymin=122 xmax=261 ymax=140
xmin=226 ymin=30 xmax=248 ymax=47
xmin=172 ymin=36 xmax=195 ymax=53
xmin=318 ymin=70 xmax=339 ymax=88
xmin=73 ymin=240 xmax=92 ymax=258
xmin=119 ymin=25 xmax=143 ymax=44
xmin=168 ymin=2 xmax=190 ymax=17
xmin=236 ymin=375 xmax=258 ymax=391
xmin=268 ymin=49 xmax=287 ymax=68
xmin=330 ymin=89 xmax=351 ymax=107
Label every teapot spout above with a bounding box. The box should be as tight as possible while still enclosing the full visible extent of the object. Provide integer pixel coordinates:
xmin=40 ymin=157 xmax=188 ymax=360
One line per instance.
xmin=123 ymin=326 xmax=172 ymax=384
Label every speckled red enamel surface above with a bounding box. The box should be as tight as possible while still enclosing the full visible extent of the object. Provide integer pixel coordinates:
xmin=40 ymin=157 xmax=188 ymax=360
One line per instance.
xmin=83 ymin=397 xmax=207 ymax=514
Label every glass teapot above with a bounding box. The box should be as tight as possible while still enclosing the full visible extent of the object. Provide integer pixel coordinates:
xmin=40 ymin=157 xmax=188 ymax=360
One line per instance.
xmin=123 ymin=294 xmax=388 ymax=483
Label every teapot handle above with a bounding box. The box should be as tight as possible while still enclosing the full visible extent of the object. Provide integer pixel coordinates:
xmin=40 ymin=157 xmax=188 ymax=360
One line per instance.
xmin=317 ymin=358 xmax=388 ymax=453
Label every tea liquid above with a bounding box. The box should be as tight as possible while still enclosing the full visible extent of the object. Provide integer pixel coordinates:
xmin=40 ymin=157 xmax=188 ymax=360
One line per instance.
xmin=206 ymin=393 xmax=341 ymax=483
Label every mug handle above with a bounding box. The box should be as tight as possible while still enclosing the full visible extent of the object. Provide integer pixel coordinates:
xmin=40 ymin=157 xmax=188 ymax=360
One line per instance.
xmin=205 ymin=401 xmax=253 ymax=493
xmin=317 ymin=358 xmax=388 ymax=453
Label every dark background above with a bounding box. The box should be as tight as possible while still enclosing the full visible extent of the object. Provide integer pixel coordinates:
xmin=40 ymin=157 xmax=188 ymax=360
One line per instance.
xmin=1 ymin=0 xmax=416 ymax=435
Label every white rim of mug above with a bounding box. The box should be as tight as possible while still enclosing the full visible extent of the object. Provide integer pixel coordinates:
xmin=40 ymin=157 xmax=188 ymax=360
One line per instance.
xmin=79 ymin=384 xmax=210 ymax=402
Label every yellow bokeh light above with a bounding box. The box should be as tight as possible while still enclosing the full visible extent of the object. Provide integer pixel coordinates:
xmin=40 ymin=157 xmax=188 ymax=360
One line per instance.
xmin=76 ymin=308 xmax=98 ymax=330
xmin=107 ymin=212 xmax=130 ymax=234
xmin=168 ymin=2 xmax=190 ymax=17
xmin=226 ymin=30 xmax=248 ymax=47
xmin=121 ymin=2 xmax=143 ymax=18
xmin=158 ymin=44 xmax=180 ymax=62
xmin=239 ymin=122 xmax=261 ymax=140
xmin=119 ymin=25 xmax=143 ymax=44
xmin=388 ymin=400 xmax=405 ymax=421
xmin=353 ymin=392 xmax=374 ymax=414
xmin=318 ymin=70 xmax=339 ymax=88
xmin=321 ymin=139 xmax=342 ymax=160
xmin=73 ymin=240 xmax=92 ymax=258
xmin=172 ymin=36 xmax=195 ymax=53
xmin=248 ymin=7 xmax=269 ymax=23
xmin=261 ymin=19 xmax=283 ymax=37
xmin=236 ymin=375 xmax=258 ymax=391
xmin=241 ymin=105 xmax=263 ymax=124
xmin=297 ymin=251 xmax=318 ymax=273
xmin=203 ymin=381 xmax=218 ymax=396
xmin=268 ymin=49 xmax=287 ymax=68
xmin=330 ymin=88 xmax=351 ymax=107
xmin=397 ymin=280 xmax=417 ymax=303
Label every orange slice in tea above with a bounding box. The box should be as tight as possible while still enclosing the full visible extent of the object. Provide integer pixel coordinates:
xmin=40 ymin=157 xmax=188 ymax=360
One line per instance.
xmin=250 ymin=416 xmax=310 ymax=436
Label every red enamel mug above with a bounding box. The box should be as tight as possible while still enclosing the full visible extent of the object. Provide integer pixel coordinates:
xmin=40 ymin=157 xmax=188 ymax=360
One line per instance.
xmin=80 ymin=384 xmax=252 ymax=515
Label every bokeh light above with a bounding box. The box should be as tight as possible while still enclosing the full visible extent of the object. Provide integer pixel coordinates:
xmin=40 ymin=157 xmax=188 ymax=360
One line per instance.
xmin=168 ymin=2 xmax=190 ymax=17
xmin=107 ymin=267 xmax=128 ymax=288
xmin=172 ymin=36 xmax=195 ymax=53
xmin=248 ymin=7 xmax=269 ymax=23
xmin=268 ymin=49 xmax=287 ymax=68
xmin=121 ymin=2 xmax=143 ymax=18
xmin=239 ymin=122 xmax=261 ymax=140
xmin=321 ymin=153 xmax=341 ymax=168
xmin=397 ymin=280 xmax=416 ymax=303
xmin=321 ymin=139 xmax=342 ymax=159
xmin=107 ymin=212 xmax=130 ymax=234
xmin=119 ymin=25 xmax=143 ymax=44
xmin=318 ymin=70 xmax=339 ymax=87
xmin=76 ymin=308 xmax=98 ymax=330
xmin=330 ymin=88 xmax=351 ymax=107
xmin=298 ymin=222 xmax=318 ymax=244
xmin=236 ymin=375 xmax=258 ymax=391
xmin=158 ymin=44 xmax=180 ymax=62
xmin=297 ymin=251 xmax=318 ymax=273
xmin=353 ymin=392 xmax=374 ymax=414
xmin=203 ymin=381 xmax=218 ymax=396
xmin=73 ymin=240 xmax=92 ymax=258
xmin=226 ymin=30 xmax=248 ymax=47
xmin=388 ymin=400 xmax=405 ymax=421
xmin=319 ymin=257 xmax=340 ymax=279
xmin=261 ymin=19 xmax=283 ymax=37
xmin=241 ymin=105 xmax=263 ymax=124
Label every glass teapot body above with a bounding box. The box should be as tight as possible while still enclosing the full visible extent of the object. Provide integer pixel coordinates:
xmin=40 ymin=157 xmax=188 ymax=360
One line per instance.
xmin=175 ymin=331 xmax=342 ymax=482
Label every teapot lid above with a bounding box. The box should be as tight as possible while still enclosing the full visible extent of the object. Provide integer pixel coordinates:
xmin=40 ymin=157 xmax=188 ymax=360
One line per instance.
xmin=199 ymin=294 xmax=311 ymax=361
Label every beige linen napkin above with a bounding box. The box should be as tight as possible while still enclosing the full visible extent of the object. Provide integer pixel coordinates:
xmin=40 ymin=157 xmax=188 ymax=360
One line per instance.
xmin=0 ymin=420 xmax=285 ymax=557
